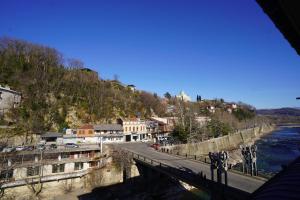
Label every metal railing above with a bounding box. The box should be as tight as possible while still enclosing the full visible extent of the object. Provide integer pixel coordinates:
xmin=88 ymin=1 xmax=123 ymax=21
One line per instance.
xmin=158 ymin=147 xmax=272 ymax=179
xmin=126 ymin=150 xmax=251 ymax=200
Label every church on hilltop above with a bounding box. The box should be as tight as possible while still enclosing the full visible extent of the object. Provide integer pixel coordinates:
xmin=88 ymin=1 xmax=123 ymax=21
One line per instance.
xmin=176 ymin=91 xmax=191 ymax=102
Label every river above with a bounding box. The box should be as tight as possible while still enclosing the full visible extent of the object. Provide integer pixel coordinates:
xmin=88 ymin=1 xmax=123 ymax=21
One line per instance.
xmin=255 ymin=125 xmax=300 ymax=174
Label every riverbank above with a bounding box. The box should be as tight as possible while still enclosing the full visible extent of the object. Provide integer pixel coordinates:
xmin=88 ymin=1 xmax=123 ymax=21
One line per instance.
xmin=170 ymin=124 xmax=276 ymax=165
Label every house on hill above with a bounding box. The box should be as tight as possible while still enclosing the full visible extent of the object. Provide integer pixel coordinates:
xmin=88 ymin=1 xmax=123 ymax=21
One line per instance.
xmin=0 ymin=85 xmax=21 ymax=116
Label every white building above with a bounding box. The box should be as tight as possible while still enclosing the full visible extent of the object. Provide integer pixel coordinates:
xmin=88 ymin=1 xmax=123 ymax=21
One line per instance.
xmin=117 ymin=118 xmax=147 ymax=142
xmin=94 ymin=124 xmax=124 ymax=143
xmin=207 ymin=106 xmax=216 ymax=113
xmin=0 ymin=85 xmax=21 ymax=115
xmin=176 ymin=91 xmax=191 ymax=102
xmin=0 ymin=148 xmax=108 ymax=189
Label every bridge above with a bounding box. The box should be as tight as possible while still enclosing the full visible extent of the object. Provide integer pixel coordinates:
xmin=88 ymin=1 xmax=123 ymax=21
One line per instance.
xmin=117 ymin=143 xmax=266 ymax=200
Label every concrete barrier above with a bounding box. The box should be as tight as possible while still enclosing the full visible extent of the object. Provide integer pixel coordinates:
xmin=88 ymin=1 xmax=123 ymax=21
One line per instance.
xmin=169 ymin=124 xmax=275 ymax=156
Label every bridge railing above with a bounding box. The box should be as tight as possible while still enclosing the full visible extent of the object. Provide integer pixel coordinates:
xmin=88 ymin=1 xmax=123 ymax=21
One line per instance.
xmin=158 ymin=147 xmax=272 ymax=179
xmin=126 ymin=150 xmax=251 ymax=200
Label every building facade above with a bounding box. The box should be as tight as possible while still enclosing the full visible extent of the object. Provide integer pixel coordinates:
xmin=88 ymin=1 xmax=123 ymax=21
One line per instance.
xmin=117 ymin=118 xmax=147 ymax=142
xmin=0 ymin=147 xmax=107 ymax=189
xmin=0 ymin=86 xmax=21 ymax=116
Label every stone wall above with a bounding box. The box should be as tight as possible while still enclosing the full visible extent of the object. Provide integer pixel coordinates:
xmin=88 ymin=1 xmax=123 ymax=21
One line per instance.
xmin=171 ymin=124 xmax=275 ymax=156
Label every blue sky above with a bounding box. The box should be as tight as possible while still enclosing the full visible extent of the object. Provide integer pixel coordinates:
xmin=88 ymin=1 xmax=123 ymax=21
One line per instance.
xmin=0 ymin=0 xmax=299 ymax=109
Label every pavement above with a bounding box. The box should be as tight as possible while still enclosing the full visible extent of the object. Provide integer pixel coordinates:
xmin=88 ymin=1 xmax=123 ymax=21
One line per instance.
xmin=115 ymin=142 xmax=266 ymax=194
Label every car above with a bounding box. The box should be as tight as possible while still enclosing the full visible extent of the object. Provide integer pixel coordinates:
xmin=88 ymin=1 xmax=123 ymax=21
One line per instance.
xmin=15 ymin=146 xmax=25 ymax=151
xmin=37 ymin=144 xmax=46 ymax=151
xmin=38 ymin=140 xmax=46 ymax=145
xmin=150 ymin=143 xmax=160 ymax=150
xmin=49 ymin=144 xmax=57 ymax=149
xmin=65 ymin=143 xmax=79 ymax=148
xmin=141 ymin=138 xmax=149 ymax=143
xmin=2 ymin=147 xmax=15 ymax=153
xmin=24 ymin=146 xmax=34 ymax=151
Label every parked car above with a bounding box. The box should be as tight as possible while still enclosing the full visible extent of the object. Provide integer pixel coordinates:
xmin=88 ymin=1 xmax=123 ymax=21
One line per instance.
xmin=15 ymin=146 xmax=25 ymax=151
xmin=65 ymin=143 xmax=79 ymax=148
xmin=37 ymin=144 xmax=45 ymax=151
xmin=141 ymin=138 xmax=149 ymax=143
xmin=38 ymin=140 xmax=46 ymax=145
xmin=150 ymin=143 xmax=160 ymax=150
xmin=2 ymin=146 xmax=15 ymax=153
xmin=24 ymin=146 xmax=34 ymax=151
xmin=49 ymin=144 xmax=57 ymax=149
xmin=0 ymin=145 xmax=6 ymax=152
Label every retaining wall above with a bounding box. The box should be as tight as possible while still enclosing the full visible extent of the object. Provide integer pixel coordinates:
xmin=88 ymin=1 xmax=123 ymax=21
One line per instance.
xmin=171 ymin=124 xmax=275 ymax=156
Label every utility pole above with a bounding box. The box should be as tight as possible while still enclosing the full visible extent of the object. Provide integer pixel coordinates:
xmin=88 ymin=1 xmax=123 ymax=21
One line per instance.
xmin=100 ymin=136 xmax=103 ymax=153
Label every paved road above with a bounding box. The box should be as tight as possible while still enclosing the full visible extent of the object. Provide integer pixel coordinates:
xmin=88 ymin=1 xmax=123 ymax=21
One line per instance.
xmin=116 ymin=142 xmax=266 ymax=194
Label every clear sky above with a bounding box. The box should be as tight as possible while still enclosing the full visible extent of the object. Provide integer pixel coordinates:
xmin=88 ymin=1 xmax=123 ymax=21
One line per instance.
xmin=0 ymin=0 xmax=299 ymax=109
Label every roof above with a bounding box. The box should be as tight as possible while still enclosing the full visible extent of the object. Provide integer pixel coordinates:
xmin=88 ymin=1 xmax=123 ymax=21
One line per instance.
xmin=78 ymin=124 xmax=94 ymax=129
xmin=0 ymin=86 xmax=21 ymax=95
xmin=251 ymin=156 xmax=300 ymax=200
xmin=257 ymin=0 xmax=300 ymax=55
xmin=93 ymin=124 xmax=123 ymax=131
xmin=150 ymin=117 xmax=168 ymax=125
xmin=41 ymin=132 xmax=63 ymax=138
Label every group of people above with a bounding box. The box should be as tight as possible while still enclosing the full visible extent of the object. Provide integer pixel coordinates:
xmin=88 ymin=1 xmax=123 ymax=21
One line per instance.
xmin=240 ymin=144 xmax=258 ymax=176
xmin=209 ymin=151 xmax=229 ymax=185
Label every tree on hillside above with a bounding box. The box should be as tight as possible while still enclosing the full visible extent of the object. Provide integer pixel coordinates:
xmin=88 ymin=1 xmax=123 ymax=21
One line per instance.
xmin=164 ymin=92 xmax=172 ymax=100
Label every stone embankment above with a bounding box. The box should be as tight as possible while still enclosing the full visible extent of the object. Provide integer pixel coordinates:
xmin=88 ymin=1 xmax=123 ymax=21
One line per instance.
xmin=169 ymin=124 xmax=275 ymax=165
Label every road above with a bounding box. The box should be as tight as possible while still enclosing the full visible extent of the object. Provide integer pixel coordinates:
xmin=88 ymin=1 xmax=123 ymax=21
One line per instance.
xmin=116 ymin=142 xmax=266 ymax=194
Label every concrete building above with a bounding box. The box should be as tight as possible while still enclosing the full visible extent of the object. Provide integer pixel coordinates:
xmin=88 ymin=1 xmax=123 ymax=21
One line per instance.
xmin=207 ymin=106 xmax=216 ymax=113
xmin=117 ymin=118 xmax=147 ymax=142
xmin=148 ymin=117 xmax=178 ymax=142
xmin=63 ymin=124 xmax=125 ymax=144
xmin=0 ymin=147 xmax=107 ymax=189
xmin=0 ymin=86 xmax=21 ymax=116
xmin=146 ymin=120 xmax=159 ymax=141
xmin=195 ymin=116 xmax=211 ymax=126
xmin=127 ymin=84 xmax=136 ymax=92
xmin=41 ymin=132 xmax=63 ymax=143
xmin=94 ymin=124 xmax=124 ymax=143
xmin=77 ymin=124 xmax=94 ymax=137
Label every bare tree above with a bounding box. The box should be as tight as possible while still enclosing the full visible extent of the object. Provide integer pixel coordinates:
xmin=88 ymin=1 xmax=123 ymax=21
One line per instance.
xmin=23 ymin=151 xmax=44 ymax=200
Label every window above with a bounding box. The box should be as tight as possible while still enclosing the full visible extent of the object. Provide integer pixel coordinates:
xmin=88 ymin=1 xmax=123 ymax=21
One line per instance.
xmin=136 ymin=127 xmax=139 ymax=131
xmin=88 ymin=130 xmax=93 ymax=134
xmin=27 ymin=166 xmax=40 ymax=177
xmin=61 ymin=153 xmax=69 ymax=159
xmin=133 ymin=127 xmax=135 ymax=132
xmin=129 ymin=127 xmax=131 ymax=131
xmin=74 ymin=162 xmax=84 ymax=171
xmin=0 ymin=169 xmax=13 ymax=180
xmin=125 ymin=127 xmax=127 ymax=132
xmin=52 ymin=164 xmax=65 ymax=173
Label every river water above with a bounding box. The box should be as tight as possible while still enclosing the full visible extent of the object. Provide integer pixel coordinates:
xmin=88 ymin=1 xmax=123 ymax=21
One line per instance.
xmin=255 ymin=125 xmax=300 ymax=174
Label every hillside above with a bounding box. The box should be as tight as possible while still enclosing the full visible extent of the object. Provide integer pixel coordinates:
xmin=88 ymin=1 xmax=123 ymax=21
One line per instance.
xmin=257 ymin=108 xmax=300 ymax=124
xmin=257 ymin=108 xmax=300 ymax=116
xmin=0 ymin=37 xmax=268 ymax=142
xmin=0 ymin=38 xmax=167 ymax=133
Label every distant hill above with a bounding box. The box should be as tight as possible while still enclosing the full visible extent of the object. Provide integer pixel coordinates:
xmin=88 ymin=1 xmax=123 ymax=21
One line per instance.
xmin=257 ymin=108 xmax=300 ymax=116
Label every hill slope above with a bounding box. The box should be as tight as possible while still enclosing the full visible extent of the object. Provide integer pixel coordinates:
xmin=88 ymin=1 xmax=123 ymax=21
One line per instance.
xmin=0 ymin=38 xmax=166 ymax=133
